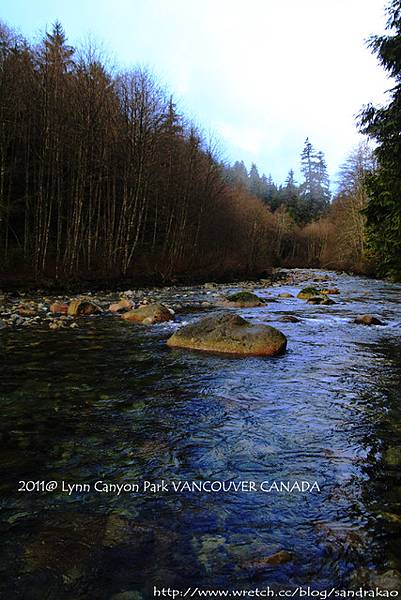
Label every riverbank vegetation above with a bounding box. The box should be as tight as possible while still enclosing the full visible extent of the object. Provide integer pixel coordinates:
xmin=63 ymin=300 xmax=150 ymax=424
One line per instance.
xmin=0 ymin=3 xmax=400 ymax=286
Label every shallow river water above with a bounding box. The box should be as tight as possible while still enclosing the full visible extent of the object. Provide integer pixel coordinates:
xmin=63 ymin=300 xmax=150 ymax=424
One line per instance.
xmin=1 ymin=270 xmax=401 ymax=599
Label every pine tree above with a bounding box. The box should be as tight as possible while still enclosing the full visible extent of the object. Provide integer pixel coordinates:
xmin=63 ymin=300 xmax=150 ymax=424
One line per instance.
xmin=278 ymin=169 xmax=302 ymax=222
xmin=359 ymin=0 xmax=401 ymax=279
xmin=299 ymin=138 xmax=330 ymax=222
xmin=227 ymin=160 xmax=248 ymax=187
xmin=249 ymin=163 xmax=261 ymax=196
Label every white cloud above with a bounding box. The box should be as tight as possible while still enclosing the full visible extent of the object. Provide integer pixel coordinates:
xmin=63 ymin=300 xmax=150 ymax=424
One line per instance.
xmin=218 ymin=123 xmax=264 ymax=156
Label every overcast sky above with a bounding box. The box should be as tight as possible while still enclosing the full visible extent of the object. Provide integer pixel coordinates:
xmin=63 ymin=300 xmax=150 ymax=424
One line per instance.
xmin=2 ymin=0 xmax=390 ymax=186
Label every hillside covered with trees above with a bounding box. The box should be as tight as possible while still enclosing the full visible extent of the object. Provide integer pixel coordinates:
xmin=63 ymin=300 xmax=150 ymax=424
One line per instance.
xmin=0 ymin=5 xmax=400 ymax=285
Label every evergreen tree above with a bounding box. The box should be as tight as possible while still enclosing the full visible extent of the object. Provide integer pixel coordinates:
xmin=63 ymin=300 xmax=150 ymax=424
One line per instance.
xmin=279 ymin=169 xmax=302 ymax=222
xmin=359 ymin=0 xmax=401 ymax=279
xmin=227 ymin=160 xmax=248 ymax=186
xmin=249 ymin=162 xmax=261 ymax=196
xmin=260 ymin=173 xmax=279 ymax=209
xmin=299 ymin=138 xmax=330 ymax=222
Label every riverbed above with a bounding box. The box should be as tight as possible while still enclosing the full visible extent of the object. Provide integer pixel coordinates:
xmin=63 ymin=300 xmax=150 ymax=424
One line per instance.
xmin=1 ymin=270 xmax=401 ymax=598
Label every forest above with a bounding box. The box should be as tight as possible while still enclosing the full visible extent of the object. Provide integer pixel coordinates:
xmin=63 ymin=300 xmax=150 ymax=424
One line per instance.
xmin=0 ymin=0 xmax=400 ymax=285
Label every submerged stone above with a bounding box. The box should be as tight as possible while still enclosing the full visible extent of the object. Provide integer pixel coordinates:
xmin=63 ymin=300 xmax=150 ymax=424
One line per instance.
xmin=110 ymin=592 xmax=143 ymax=600
xmin=279 ymin=315 xmax=300 ymax=323
xmin=166 ymin=312 xmax=287 ymax=356
xmin=354 ymin=314 xmax=384 ymax=326
xmin=372 ymin=569 xmax=401 ymax=591
xmin=307 ymin=296 xmax=335 ymax=305
xmin=244 ymin=549 xmax=293 ymax=569
xmin=384 ymin=445 xmax=401 ymax=466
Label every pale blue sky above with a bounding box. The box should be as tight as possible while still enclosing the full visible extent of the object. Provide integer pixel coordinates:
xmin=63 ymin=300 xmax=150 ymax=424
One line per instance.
xmin=1 ymin=0 xmax=390 ymax=186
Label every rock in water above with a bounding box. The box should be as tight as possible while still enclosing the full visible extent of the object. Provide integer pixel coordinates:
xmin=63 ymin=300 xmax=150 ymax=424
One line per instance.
xmin=354 ymin=314 xmax=384 ymax=326
xmin=278 ymin=292 xmax=294 ymax=298
xmin=222 ymin=291 xmax=265 ymax=308
xmin=109 ymin=298 xmax=133 ymax=313
xmin=297 ymin=287 xmax=321 ymax=299
xmin=307 ymin=296 xmax=335 ymax=305
xmin=122 ymin=303 xmax=174 ymax=324
xmin=279 ymin=315 xmax=300 ymax=323
xmin=166 ymin=312 xmax=287 ymax=356
xmin=50 ymin=302 xmax=69 ymax=314
xmin=244 ymin=550 xmax=293 ymax=569
xmin=67 ymin=299 xmax=102 ymax=317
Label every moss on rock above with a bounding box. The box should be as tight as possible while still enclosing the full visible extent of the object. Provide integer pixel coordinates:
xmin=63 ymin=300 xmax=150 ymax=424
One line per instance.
xmin=223 ymin=291 xmax=265 ymax=307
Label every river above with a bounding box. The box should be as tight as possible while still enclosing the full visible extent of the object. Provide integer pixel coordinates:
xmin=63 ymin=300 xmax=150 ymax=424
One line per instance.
xmin=1 ymin=270 xmax=401 ymax=598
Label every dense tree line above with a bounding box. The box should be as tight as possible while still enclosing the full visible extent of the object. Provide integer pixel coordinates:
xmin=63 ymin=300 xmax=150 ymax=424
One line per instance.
xmin=0 ymin=16 xmax=390 ymax=285
xmin=294 ymin=142 xmax=375 ymax=272
xmin=0 ymin=21 xmax=278 ymax=283
xmin=358 ymin=0 xmax=401 ymax=280
xmin=225 ymin=138 xmax=331 ymax=225
xmin=223 ymin=140 xmax=375 ymax=273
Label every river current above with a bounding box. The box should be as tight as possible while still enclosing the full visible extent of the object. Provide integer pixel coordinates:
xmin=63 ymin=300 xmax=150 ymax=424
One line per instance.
xmin=1 ymin=270 xmax=401 ymax=598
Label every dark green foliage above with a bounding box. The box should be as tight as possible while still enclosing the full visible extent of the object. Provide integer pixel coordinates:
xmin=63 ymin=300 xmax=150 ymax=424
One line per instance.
xmin=223 ymin=141 xmax=330 ymax=225
xmin=299 ymin=286 xmax=320 ymax=295
xmin=299 ymin=138 xmax=331 ymax=222
xmin=359 ymin=0 xmax=401 ymax=279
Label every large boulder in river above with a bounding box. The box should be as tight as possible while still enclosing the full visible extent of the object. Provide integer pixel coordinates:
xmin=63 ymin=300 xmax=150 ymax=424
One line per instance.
xmin=166 ymin=312 xmax=287 ymax=356
xmin=122 ymin=303 xmax=174 ymax=325
xmin=67 ymin=299 xmax=102 ymax=317
xmin=222 ymin=291 xmax=265 ymax=308
xmin=354 ymin=314 xmax=384 ymax=326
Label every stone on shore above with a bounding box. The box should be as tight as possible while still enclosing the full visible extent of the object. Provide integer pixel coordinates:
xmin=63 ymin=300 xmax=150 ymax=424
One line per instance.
xmin=67 ymin=299 xmax=103 ymax=317
xmin=166 ymin=312 xmax=287 ymax=356
xmin=50 ymin=302 xmax=69 ymax=314
xmin=17 ymin=305 xmax=36 ymax=317
xmin=354 ymin=314 xmax=384 ymax=326
xmin=122 ymin=303 xmax=174 ymax=324
xmin=109 ymin=298 xmax=133 ymax=313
